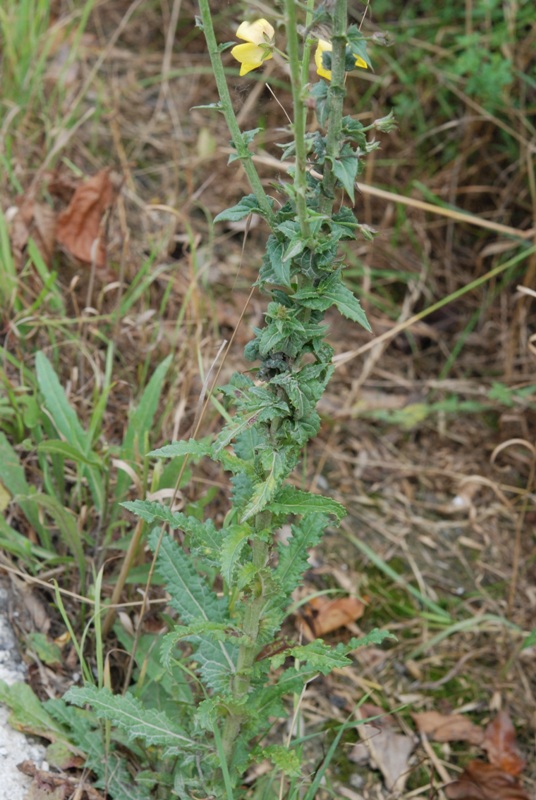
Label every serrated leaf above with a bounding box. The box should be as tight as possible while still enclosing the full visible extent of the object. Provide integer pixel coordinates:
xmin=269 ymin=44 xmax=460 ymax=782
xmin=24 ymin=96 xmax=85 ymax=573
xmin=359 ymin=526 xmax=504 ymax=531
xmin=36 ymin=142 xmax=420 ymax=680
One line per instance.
xmin=309 ymin=80 xmax=329 ymax=126
xmin=271 ymin=639 xmax=352 ymax=673
xmin=195 ymin=637 xmax=239 ymax=691
xmin=214 ymin=411 xmax=262 ymax=452
xmin=347 ymin=25 xmax=372 ymax=69
xmin=283 ymin=236 xmax=306 ymax=262
xmin=150 ymin=529 xmax=223 ymax=624
xmin=258 ymin=324 xmax=288 ymax=356
xmin=241 ymin=451 xmax=286 ymax=522
xmin=64 ymin=686 xmax=194 ymax=748
xmin=332 ymin=154 xmax=358 ymax=203
xmin=271 ymin=630 xmax=393 ymax=675
xmin=266 ymin=237 xmax=290 ymax=286
xmin=149 ymin=438 xmax=212 ymax=459
xmin=220 ymin=524 xmax=251 ymax=583
xmin=268 ymin=485 xmax=346 ymax=520
xmin=274 ymin=515 xmax=327 ymax=601
xmin=319 ymin=273 xmax=372 ymax=331
xmin=122 ymin=500 xmax=222 ymax=561
xmin=260 ymin=745 xmax=302 ymax=778
xmin=214 ymin=194 xmax=264 ymax=223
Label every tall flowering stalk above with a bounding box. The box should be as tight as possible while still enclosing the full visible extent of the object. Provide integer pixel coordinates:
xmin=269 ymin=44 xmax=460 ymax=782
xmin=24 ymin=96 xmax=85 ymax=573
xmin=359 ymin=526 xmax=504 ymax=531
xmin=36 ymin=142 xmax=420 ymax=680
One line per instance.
xmin=66 ymin=1 xmax=395 ymax=795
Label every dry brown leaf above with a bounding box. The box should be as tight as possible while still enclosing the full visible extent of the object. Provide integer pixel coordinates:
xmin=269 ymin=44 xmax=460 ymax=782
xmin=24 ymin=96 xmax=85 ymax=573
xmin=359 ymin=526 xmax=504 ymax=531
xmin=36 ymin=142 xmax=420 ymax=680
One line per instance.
xmin=482 ymin=710 xmax=526 ymax=776
xmin=444 ymin=760 xmax=530 ymax=800
xmin=412 ymin=710 xmax=484 ymax=746
xmin=296 ymin=595 xmax=364 ymax=639
xmin=352 ymin=703 xmax=415 ymax=793
xmin=56 ymin=169 xmax=120 ymax=267
xmin=7 ymin=197 xmax=57 ymax=268
xmin=18 ymin=760 xmax=105 ymax=800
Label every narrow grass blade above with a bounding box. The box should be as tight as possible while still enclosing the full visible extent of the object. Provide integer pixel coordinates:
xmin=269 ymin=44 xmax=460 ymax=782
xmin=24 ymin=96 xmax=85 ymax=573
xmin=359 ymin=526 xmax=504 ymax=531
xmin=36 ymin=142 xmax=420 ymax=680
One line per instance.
xmin=343 ymin=528 xmax=452 ymax=621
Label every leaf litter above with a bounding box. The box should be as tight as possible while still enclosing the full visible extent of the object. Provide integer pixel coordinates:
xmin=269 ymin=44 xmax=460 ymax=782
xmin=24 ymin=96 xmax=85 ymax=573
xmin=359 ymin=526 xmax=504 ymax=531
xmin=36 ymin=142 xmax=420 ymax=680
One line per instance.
xmin=55 ymin=169 xmax=121 ymax=267
xmin=6 ymin=169 xmax=121 ymax=271
xmin=413 ymin=708 xmax=530 ymax=800
xmin=350 ymin=703 xmax=416 ymax=794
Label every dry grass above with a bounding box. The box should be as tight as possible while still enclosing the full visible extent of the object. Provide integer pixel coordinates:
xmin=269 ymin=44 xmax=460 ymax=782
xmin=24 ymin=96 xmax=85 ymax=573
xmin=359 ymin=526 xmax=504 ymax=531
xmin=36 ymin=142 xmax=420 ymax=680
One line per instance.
xmin=1 ymin=0 xmax=535 ymax=796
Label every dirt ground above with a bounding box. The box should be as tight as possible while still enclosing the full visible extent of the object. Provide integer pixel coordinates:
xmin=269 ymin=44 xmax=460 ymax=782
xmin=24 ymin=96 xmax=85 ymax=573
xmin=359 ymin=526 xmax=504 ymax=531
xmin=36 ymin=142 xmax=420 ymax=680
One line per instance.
xmin=3 ymin=0 xmax=535 ymax=797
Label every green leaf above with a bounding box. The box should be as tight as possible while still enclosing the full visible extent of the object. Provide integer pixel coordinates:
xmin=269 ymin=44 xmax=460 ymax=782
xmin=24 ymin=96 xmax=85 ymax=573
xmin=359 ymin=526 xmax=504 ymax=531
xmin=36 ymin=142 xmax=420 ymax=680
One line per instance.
xmin=149 ymin=438 xmax=212 ymax=459
xmin=347 ymin=26 xmax=372 ymax=69
xmin=309 ymin=80 xmax=329 ymax=127
xmin=29 ymin=493 xmax=86 ymax=589
xmin=321 ymin=273 xmax=371 ymax=331
xmin=0 ymin=680 xmax=66 ymax=739
xmin=150 ymin=528 xmax=224 ymax=624
xmin=268 ymin=485 xmax=346 ymax=520
xmin=283 ymin=236 xmax=306 ymax=262
xmin=214 ymin=194 xmax=267 ymax=223
xmin=64 ymin=685 xmax=195 ymax=748
xmin=332 ymin=153 xmax=358 ymax=203
xmin=266 ymin=236 xmax=290 ymax=286
xmin=37 ymin=439 xmax=101 ymax=466
xmin=116 ymin=354 xmax=172 ymax=499
xmin=241 ymin=451 xmax=287 ymax=522
xmin=220 ymin=524 xmax=251 ymax=583
xmin=35 ymin=351 xmax=104 ymax=512
xmin=272 ymin=631 xmax=394 ymax=674
xmin=35 ymin=352 xmax=87 ymax=451
xmin=522 ymin=627 xmax=536 ymax=650
xmin=274 ymin=514 xmax=327 ymax=601
xmin=26 ymin=632 xmax=62 ymax=666
xmin=271 ymin=639 xmax=352 ymax=673
xmin=259 ymin=744 xmax=302 ymax=778
xmin=0 ymin=432 xmax=44 ymax=538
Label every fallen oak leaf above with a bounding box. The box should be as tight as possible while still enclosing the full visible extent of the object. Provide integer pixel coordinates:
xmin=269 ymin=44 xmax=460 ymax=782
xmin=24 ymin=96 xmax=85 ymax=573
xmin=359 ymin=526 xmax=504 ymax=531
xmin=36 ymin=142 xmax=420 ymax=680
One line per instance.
xmin=7 ymin=197 xmax=57 ymax=268
xmin=56 ymin=168 xmax=121 ymax=268
xmin=296 ymin=595 xmax=364 ymax=639
xmin=482 ymin=709 xmax=525 ymax=776
xmin=351 ymin=703 xmax=416 ymax=793
xmin=412 ymin=710 xmax=484 ymax=746
xmin=444 ymin=760 xmax=530 ymax=800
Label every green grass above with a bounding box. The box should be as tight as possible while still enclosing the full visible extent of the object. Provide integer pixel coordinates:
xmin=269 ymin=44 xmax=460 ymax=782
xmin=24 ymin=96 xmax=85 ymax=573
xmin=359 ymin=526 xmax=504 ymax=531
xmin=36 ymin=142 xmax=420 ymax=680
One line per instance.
xmin=0 ymin=0 xmax=534 ymax=795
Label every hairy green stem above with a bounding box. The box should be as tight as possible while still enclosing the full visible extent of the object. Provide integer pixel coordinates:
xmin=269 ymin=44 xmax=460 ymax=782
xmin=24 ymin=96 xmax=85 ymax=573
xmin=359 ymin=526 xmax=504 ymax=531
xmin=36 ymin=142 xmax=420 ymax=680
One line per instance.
xmin=221 ymin=532 xmax=270 ymax=761
xmin=300 ymin=0 xmax=316 ymax=87
xmin=284 ymin=0 xmax=310 ymax=238
xmin=197 ymin=0 xmax=274 ymax=222
xmin=320 ymin=0 xmax=348 ymax=215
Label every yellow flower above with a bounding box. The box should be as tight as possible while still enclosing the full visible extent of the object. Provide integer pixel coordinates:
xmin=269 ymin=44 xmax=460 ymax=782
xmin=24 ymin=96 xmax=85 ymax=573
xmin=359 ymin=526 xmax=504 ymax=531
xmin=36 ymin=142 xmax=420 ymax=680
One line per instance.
xmin=314 ymin=38 xmax=368 ymax=81
xmin=231 ymin=18 xmax=275 ymax=77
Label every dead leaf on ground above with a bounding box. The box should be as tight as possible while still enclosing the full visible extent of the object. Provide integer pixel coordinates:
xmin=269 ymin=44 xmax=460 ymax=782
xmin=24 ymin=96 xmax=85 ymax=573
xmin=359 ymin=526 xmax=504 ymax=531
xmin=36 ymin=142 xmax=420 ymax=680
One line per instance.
xmin=18 ymin=760 xmax=105 ymax=800
xmin=56 ymin=169 xmax=121 ymax=268
xmin=350 ymin=703 xmax=416 ymax=793
xmin=444 ymin=760 xmax=530 ymax=800
xmin=482 ymin=709 xmax=526 ymax=775
xmin=296 ymin=595 xmax=364 ymax=639
xmin=412 ymin=710 xmax=484 ymax=746
xmin=7 ymin=196 xmax=57 ymax=268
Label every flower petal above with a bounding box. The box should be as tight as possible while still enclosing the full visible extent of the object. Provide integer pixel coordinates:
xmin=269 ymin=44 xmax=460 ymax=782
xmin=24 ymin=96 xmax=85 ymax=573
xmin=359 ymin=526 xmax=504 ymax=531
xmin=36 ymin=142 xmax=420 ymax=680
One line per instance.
xmin=315 ymin=38 xmax=369 ymax=80
xmin=315 ymin=39 xmax=332 ymax=80
xmin=235 ymin=18 xmax=275 ymax=45
xmin=231 ymin=42 xmax=272 ymax=76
